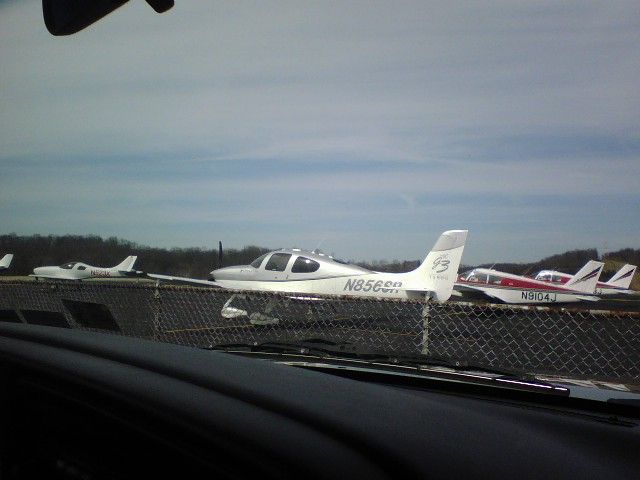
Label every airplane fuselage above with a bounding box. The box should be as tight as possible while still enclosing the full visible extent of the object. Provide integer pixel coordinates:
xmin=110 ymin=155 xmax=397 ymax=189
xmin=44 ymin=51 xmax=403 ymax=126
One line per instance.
xmin=456 ymin=268 xmax=600 ymax=304
xmin=33 ymin=265 xmax=125 ymax=280
xmin=213 ymin=271 xmax=428 ymax=300
xmin=32 ymin=257 xmax=139 ymax=280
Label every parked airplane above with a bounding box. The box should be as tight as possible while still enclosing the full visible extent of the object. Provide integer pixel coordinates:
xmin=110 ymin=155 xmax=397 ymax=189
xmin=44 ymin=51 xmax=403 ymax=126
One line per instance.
xmin=535 ymin=264 xmax=637 ymax=296
xmin=31 ymin=256 xmax=140 ymax=280
xmin=0 ymin=254 xmax=13 ymax=272
xmin=149 ymin=230 xmax=469 ymax=302
xmin=455 ymin=260 xmax=604 ymax=304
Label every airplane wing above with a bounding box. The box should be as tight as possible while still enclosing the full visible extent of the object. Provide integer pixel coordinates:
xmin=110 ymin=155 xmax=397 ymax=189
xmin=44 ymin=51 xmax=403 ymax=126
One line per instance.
xmin=459 ymin=284 xmax=505 ymax=302
xmin=146 ymin=273 xmax=223 ymax=288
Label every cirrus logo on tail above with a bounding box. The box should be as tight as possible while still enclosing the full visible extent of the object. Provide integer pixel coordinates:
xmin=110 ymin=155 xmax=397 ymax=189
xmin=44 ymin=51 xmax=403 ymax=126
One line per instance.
xmin=432 ymin=255 xmax=450 ymax=273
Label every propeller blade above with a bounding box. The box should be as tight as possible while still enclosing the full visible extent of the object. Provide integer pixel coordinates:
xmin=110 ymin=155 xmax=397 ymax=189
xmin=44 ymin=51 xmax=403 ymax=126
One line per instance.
xmin=218 ymin=241 xmax=223 ymax=268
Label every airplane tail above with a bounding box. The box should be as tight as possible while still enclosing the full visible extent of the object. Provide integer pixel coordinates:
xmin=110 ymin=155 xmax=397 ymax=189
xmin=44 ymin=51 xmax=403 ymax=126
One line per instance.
xmin=565 ymin=260 xmax=604 ymax=294
xmin=404 ymin=230 xmax=468 ymax=302
xmin=604 ymin=264 xmax=637 ymax=289
xmin=0 ymin=254 xmax=13 ymax=270
xmin=114 ymin=255 xmax=137 ymax=272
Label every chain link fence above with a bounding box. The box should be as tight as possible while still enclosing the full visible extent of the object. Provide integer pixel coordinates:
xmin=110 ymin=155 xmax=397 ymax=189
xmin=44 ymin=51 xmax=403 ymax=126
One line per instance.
xmin=0 ymin=280 xmax=639 ymax=382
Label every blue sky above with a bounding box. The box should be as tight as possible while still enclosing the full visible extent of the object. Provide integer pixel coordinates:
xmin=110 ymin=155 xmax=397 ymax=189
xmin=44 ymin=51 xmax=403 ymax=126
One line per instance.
xmin=1 ymin=1 xmax=639 ymax=264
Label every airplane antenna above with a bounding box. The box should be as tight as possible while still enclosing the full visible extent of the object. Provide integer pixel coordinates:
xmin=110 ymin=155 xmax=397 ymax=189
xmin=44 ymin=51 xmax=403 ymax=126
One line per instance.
xmin=313 ymin=236 xmax=326 ymax=253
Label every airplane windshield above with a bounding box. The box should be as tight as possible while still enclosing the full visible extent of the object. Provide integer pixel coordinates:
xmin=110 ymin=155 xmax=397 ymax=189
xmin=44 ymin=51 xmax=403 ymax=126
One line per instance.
xmin=250 ymin=254 xmax=268 ymax=269
xmin=59 ymin=262 xmax=77 ymax=269
xmin=464 ymin=270 xmax=488 ymax=283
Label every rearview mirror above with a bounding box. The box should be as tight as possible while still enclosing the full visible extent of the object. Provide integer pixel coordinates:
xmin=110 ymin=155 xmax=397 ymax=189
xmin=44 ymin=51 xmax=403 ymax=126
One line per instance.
xmin=42 ymin=0 xmax=174 ymax=36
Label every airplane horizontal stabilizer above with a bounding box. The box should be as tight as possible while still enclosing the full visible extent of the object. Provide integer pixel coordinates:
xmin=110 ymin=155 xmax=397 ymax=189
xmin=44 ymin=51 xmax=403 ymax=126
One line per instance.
xmin=119 ymin=269 xmax=145 ymax=277
xmin=574 ymin=295 xmax=601 ymax=302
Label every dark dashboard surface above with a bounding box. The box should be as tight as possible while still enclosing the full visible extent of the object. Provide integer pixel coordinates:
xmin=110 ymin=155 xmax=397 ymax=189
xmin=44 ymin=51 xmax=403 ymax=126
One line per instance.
xmin=0 ymin=323 xmax=638 ymax=479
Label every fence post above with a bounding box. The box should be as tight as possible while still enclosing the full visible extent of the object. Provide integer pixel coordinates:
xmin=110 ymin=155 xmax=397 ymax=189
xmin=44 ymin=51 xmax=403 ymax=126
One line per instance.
xmin=152 ymin=280 xmax=161 ymax=341
xmin=421 ymin=301 xmax=430 ymax=355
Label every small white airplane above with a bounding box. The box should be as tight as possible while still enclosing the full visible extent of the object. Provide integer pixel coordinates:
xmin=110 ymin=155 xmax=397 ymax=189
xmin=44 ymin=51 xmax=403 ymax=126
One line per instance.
xmin=31 ymin=256 xmax=140 ymax=280
xmin=455 ymin=260 xmax=605 ymax=304
xmin=535 ymin=264 xmax=637 ymax=296
xmin=0 ymin=254 xmax=13 ymax=272
xmin=149 ymin=230 xmax=469 ymax=302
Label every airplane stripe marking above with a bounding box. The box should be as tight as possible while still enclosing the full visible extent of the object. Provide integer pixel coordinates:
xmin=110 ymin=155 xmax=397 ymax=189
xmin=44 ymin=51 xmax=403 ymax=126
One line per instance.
xmin=615 ymin=269 xmax=634 ymax=281
xmin=575 ymin=267 xmax=601 ymax=283
xmin=225 ymin=274 xmax=365 ymax=283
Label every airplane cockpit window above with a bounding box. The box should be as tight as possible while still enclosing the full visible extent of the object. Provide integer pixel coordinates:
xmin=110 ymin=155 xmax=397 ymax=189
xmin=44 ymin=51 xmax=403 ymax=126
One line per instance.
xmin=77 ymin=265 xmax=87 ymax=271
xmin=466 ymin=270 xmax=488 ymax=283
xmin=265 ymin=253 xmax=292 ymax=272
xmin=60 ymin=262 xmax=77 ymax=269
xmin=537 ymin=273 xmax=552 ymax=282
xmin=552 ymin=275 xmax=563 ymax=283
xmin=250 ymin=254 xmax=268 ymax=269
xmin=291 ymin=257 xmax=320 ymax=273
xmin=488 ymin=275 xmax=502 ymax=285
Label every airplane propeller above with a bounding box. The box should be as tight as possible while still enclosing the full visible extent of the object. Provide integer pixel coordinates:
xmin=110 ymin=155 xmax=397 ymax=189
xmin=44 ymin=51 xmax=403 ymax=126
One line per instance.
xmin=218 ymin=241 xmax=223 ymax=268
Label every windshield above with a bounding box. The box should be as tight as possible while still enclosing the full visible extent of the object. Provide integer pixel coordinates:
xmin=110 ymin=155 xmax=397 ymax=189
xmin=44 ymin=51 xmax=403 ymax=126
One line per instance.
xmin=1 ymin=1 xmax=639 ymax=399
xmin=250 ymin=253 xmax=268 ymax=269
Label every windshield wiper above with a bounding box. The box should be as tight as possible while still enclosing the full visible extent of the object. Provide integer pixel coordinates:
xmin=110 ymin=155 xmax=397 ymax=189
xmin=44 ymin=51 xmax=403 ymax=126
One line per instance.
xmin=205 ymin=338 xmax=538 ymax=380
xmin=206 ymin=338 xmax=569 ymax=396
xmin=205 ymin=337 xmax=358 ymax=357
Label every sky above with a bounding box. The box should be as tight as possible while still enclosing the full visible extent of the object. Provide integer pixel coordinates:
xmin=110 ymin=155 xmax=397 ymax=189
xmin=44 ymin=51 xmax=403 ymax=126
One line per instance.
xmin=1 ymin=0 xmax=639 ymax=264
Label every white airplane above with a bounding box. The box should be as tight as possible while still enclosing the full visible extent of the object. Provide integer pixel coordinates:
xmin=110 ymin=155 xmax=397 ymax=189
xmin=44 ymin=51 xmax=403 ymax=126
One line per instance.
xmin=535 ymin=264 xmax=637 ymax=296
xmin=0 ymin=254 xmax=13 ymax=272
xmin=31 ymin=256 xmax=140 ymax=280
xmin=149 ymin=230 xmax=469 ymax=302
xmin=455 ymin=260 xmax=605 ymax=304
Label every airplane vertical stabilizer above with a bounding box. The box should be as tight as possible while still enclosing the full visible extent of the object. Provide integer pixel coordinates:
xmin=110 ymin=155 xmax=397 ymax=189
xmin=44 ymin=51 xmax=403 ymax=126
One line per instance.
xmin=604 ymin=264 xmax=637 ymax=289
xmin=114 ymin=255 xmax=137 ymax=272
xmin=405 ymin=230 xmax=468 ymax=302
xmin=565 ymin=260 xmax=604 ymax=294
xmin=0 ymin=254 xmax=13 ymax=270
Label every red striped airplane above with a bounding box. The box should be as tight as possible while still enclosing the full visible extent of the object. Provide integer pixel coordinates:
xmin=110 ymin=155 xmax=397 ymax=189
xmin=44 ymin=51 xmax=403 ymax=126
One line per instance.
xmin=454 ymin=260 xmax=604 ymax=304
